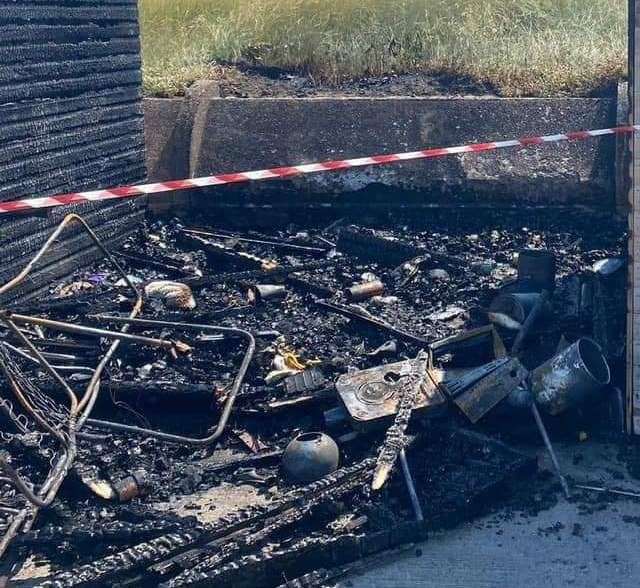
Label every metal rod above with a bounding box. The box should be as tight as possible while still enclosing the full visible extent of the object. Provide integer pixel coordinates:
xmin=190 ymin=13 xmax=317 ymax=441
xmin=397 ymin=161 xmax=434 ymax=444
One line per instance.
xmin=1 ymin=312 xmax=187 ymax=355
xmin=399 ymin=449 xmax=424 ymax=522
xmin=317 ymin=299 xmax=430 ymax=346
xmin=530 ymin=399 xmax=571 ymax=499
xmin=84 ymin=316 xmax=255 ymax=446
xmin=575 ymin=484 xmax=640 ymax=499
xmin=511 ymin=289 xmax=549 ymax=356
xmin=183 ymin=228 xmax=329 ymax=253
xmin=2 ymin=341 xmax=93 ymax=373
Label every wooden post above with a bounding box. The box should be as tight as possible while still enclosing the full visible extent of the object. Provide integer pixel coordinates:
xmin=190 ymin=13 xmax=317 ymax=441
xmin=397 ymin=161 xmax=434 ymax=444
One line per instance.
xmin=628 ymin=0 xmax=640 ymax=434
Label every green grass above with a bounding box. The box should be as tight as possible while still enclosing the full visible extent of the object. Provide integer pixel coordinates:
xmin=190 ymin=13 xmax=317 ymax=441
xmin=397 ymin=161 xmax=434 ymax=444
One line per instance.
xmin=140 ymin=0 xmax=627 ymax=97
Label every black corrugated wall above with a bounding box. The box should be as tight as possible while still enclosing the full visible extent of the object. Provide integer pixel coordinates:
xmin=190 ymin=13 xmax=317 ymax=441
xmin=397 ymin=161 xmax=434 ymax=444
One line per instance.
xmin=0 ymin=0 xmax=146 ymax=303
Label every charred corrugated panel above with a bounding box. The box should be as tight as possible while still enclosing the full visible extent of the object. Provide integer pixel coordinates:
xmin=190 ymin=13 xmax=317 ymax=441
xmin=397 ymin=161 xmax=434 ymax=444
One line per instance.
xmin=0 ymin=0 xmax=146 ymax=298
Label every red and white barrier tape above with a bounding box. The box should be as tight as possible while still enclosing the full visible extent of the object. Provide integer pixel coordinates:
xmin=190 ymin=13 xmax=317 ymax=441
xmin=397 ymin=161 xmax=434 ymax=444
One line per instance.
xmin=1 ymin=124 xmax=638 ymax=215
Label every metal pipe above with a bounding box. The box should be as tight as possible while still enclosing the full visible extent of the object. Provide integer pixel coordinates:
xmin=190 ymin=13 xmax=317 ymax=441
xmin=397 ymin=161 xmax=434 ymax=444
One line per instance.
xmin=531 ymin=337 xmax=610 ymax=415
xmin=530 ymin=399 xmax=571 ymax=499
xmin=183 ymin=228 xmax=329 ymax=254
xmin=511 ymin=290 xmax=549 ymax=355
xmin=399 ymin=449 xmax=424 ymax=522
xmin=575 ymin=484 xmax=640 ymax=499
xmin=1 ymin=312 xmax=187 ymax=355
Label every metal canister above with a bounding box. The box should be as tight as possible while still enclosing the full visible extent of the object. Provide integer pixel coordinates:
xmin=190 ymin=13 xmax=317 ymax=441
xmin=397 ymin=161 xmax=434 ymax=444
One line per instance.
xmin=346 ymin=280 xmax=384 ymax=302
xmin=531 ymin=337 xmax=610 ymax=415
xmin=247 ymin=284 xmax=286 ymax=304
xmin=488 ymin=292 xmax=544 ymax=329
xmin=517 ymin=249 xmax=556 ymax=292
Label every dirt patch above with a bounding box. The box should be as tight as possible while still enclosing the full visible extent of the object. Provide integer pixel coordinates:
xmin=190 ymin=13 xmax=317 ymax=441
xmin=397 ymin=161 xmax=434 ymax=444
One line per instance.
xmin=197 ymin=63 xmax=498 ymax=99
xmin=177 ymin=63 xmax=618 ymax=100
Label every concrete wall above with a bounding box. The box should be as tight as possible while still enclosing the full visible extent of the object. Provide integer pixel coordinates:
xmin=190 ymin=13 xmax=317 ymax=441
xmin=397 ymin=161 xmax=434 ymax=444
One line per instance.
xmin=144 ymin=94 xmax=619 ymax=214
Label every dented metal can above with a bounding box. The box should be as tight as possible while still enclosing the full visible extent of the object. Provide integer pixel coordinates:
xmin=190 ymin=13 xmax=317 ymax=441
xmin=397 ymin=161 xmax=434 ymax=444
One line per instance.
xmin=247 ymin=284 xmax=286 ymax=304
xmin=346 ymin=280 xmax=385 ymax=302
xmin=531 ymin=337 xmax=610 ymax=415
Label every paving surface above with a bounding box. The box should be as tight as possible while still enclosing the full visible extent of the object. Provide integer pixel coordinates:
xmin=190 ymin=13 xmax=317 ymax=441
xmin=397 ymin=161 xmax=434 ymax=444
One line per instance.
xmin=339 ymin=441 xmax=640 ymax=588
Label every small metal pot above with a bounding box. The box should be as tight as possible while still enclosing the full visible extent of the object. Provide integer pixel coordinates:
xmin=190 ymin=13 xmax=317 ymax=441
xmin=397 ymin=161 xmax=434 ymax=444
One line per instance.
xmin=281 ymin=432 xmax=339 ymax=483
xmin=517 ymin=249 xmax=556 ymax=292
xmin=531 ymin=337 xmax=610 ymax=415
xmin=489 ymin=292 xmax=545 ymax=328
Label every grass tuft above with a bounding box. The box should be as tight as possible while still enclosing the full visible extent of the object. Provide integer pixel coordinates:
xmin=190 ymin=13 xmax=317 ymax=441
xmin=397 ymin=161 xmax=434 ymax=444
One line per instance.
xmin=140 ymin=0 xmax=627 ymax=97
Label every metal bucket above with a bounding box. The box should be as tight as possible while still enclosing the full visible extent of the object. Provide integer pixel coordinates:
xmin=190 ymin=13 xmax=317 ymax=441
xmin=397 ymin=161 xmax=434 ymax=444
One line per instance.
xmin=489 ymin=292 xmax=544 ymax=329
xmin=531 ymin=337 xmax=610 ymax=415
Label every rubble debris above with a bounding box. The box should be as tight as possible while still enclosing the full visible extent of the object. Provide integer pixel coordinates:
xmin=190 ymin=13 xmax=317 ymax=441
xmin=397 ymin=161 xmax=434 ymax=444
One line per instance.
xmin=366 ymin=340 xmax=398 ymax=357
xmin=284 ymin=368 xmax=328 ymax=395
xmin=112 ymin=469 xmax=150 ymax=502
xmin=145 ymin=281 xmax=197 ymax=310
xmin=428 ymin=268 xmax=450 ymax=281
xmin=531 ymin=337 xmax=611 ymax=415
xmin=337 ymin=226 xmax=420 ymax=266
xmin=0 ymin=212 xmax=627 ymax=586
xmin=281 ymin=432 xmax=340 ymax=482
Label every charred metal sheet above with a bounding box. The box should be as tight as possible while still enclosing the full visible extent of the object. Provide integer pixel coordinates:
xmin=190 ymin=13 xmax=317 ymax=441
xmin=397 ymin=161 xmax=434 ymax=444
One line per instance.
xmin=444 ymin=358 xmax=528 ymax=423
xmin=336 ymin=355 xmax=445 ymax=429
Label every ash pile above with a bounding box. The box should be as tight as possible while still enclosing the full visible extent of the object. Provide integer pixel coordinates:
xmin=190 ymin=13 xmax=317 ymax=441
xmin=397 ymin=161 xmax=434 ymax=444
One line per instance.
xmin=0 ymin=210 xmax=628 ymax=587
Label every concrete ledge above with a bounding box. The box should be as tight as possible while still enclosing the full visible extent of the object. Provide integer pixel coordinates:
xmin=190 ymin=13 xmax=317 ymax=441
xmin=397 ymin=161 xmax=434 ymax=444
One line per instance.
xmin=144 ymin=94 xmax=618 ymax=212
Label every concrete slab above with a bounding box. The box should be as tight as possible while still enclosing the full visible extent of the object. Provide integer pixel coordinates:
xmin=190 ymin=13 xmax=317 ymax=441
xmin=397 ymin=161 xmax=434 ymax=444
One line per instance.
xmin=338 ymin=441 xmax=640 ymax=588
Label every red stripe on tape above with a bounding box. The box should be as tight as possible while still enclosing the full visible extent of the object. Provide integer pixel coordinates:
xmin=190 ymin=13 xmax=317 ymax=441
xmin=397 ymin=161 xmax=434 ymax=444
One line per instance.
xmin=566 ymin=131 xmax=592 ymax=141
xmin=519 ymin=136 xmax=546 ymax=146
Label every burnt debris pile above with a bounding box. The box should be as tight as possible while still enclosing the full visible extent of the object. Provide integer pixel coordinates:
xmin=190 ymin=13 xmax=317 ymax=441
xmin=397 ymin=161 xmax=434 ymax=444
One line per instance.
xmin=0 ymin=210 xmax=627 ymax=586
